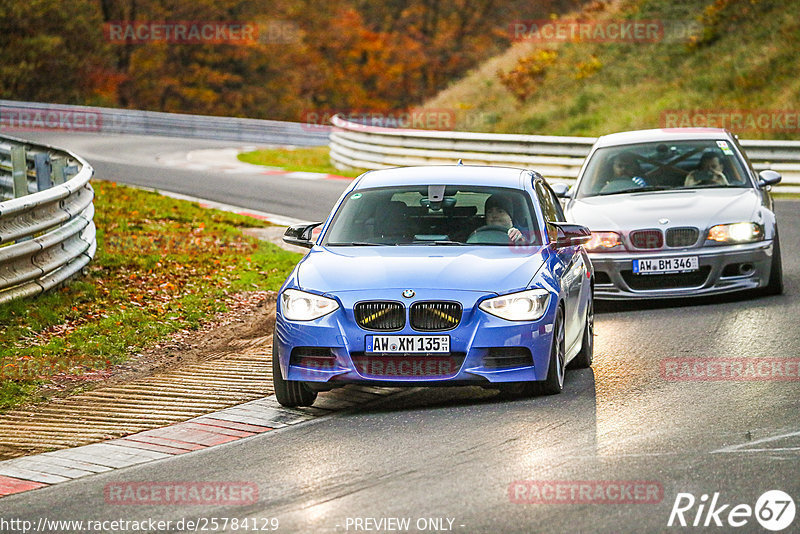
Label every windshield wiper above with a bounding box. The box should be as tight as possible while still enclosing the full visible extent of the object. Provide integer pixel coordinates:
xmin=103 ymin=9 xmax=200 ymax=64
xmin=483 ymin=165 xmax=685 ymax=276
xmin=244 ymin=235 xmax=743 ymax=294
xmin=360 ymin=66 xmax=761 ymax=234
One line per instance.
xmin=598 ymin=185 xmax=673 ymax=196
xmin=412 ymin=240 xmax=465 ymax=246
xmin=326 ymin=241 xmax=387 ymax=246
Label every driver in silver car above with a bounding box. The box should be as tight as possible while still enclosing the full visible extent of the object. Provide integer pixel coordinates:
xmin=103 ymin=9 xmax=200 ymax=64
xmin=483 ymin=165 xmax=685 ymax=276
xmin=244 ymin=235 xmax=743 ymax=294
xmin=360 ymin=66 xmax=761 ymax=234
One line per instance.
xmin=598 ymin=151 xmax=647 ymax=193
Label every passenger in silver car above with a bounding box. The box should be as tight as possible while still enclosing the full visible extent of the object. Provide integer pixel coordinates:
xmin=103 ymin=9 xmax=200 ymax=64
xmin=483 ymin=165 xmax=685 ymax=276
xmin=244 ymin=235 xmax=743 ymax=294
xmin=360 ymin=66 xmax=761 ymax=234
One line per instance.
xmin=684 ymin=151 xmax=728 ymax=187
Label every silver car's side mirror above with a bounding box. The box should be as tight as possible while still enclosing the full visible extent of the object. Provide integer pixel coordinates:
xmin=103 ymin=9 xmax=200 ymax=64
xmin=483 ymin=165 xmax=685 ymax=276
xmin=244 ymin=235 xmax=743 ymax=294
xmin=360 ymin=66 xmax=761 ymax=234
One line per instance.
xmin=758 ymin=170 xmax=782 ymax=188
xmin=551 ymin=183 xmax=572 ymax=198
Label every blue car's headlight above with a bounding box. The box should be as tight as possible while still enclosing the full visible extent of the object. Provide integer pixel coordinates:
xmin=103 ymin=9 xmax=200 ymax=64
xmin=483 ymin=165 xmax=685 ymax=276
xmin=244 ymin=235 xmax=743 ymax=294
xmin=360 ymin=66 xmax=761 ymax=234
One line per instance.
xmin=479 ymin=289 xmax=551 ymax=321
xmin=281 ymin=289 xmax=339 ymax=321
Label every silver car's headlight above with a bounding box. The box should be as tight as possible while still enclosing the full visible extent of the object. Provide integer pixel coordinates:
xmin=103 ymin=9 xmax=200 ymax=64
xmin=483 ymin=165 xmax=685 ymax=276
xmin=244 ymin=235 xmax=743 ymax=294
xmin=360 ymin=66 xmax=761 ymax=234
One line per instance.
xmin=584 ymin=231 xmax=625 ymax=252
xmin=707 ymin=222 xmax=764 ymax=244
xmin=479 ymin=289 xmax=551 ymax=321
xmin=281 ymin=289 xmax=339 ymax=321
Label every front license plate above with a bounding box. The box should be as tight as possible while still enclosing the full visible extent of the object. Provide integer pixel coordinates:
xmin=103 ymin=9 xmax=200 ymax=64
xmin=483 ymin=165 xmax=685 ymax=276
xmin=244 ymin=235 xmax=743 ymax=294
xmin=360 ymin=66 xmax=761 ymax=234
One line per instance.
xmin=633 ymin=256 xmax=699 ymax=274
xmin=367 ymin=335 xmax=450 ymax=353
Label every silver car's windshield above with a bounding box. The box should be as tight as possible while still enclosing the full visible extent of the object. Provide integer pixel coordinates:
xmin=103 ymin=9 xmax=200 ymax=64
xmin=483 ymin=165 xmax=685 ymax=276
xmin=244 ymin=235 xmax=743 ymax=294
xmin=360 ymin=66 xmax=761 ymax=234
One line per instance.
xmin=323 ymin=185 xmax=542 ymax=246
xmin=576 ymin=140 xmax=752 ymax=199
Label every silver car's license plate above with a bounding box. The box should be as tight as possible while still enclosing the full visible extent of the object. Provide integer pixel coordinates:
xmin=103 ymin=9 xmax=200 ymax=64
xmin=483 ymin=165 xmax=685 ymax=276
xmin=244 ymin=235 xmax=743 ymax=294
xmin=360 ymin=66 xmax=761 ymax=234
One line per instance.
xmin=367 ymin=335 xmax=450 ymax=353
xmin=633 ymin=256 xmax=699 ymax=274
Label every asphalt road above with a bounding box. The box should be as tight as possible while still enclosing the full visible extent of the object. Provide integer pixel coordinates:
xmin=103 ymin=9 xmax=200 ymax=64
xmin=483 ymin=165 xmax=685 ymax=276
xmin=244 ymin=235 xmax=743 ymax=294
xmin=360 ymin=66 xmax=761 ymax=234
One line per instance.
xmin=19 ymin=131 xmax=348 ymax=222
xmin=0 ymin=132 xmax=798 ymax=533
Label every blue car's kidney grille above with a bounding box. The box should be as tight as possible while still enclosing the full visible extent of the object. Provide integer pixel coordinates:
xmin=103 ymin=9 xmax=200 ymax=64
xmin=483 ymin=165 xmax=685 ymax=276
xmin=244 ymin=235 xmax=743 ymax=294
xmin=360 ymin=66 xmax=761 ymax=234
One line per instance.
xmin=666 ymin=227 xmax=699 ymax=247
xmin=354 ymin=301 xmax=405 ymax=331
xmin=410 ymin=301 xmax=462 ymax=331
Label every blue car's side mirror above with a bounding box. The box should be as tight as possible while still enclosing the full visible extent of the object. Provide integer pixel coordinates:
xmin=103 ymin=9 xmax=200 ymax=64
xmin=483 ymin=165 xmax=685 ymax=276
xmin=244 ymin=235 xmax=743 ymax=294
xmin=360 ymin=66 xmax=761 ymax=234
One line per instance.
xmin=283 ymin=222 xmax=323 ymax=249
xmin=551 ymin=223 xmax=591 ymax=248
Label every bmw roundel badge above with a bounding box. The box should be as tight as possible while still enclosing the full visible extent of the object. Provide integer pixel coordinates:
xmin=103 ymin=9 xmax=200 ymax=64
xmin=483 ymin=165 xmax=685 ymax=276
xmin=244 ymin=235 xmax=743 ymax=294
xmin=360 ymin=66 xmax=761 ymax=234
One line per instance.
xmin=402 ymin=289 xmax=415 ymax=298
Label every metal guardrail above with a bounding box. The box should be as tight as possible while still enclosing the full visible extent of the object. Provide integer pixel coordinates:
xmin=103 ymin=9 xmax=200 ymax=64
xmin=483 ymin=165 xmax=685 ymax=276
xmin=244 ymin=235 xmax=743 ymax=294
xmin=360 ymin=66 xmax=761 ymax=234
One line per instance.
xmin=0 ymin=100 xmax=330 ymax=146
xmin=0 ymin=135 xmax=96 ymax=304
xmin=329 ymin=115 xmax=800 ymax=193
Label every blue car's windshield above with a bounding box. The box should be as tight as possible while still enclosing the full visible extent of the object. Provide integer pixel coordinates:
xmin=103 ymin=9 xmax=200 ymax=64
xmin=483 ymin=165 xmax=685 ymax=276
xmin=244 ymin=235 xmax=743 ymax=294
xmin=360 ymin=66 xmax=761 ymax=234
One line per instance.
xmin=576 ymin=139 xmax=753 ymax=198
xmin=324 ymin=185 xmax=542 ymax=246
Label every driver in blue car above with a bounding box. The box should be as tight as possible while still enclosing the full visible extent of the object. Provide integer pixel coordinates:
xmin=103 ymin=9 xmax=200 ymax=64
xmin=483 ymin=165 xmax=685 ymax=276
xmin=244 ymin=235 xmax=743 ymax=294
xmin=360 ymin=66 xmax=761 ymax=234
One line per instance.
xmin=483 ymin=194 xmax=524 ymax=242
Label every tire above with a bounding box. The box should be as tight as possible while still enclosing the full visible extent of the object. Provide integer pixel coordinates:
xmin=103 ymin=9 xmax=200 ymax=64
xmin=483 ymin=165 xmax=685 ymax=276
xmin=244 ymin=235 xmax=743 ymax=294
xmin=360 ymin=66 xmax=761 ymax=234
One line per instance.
xmin=568 ymin=293 xmax=593 ymax=369
xmin=763 ymin=233 xmax=784 ymax=296
xmin=533 ymin=305 xmax=566 ymax=395
xmin=496 ymin=306 xmax=566 ymax=399
xmin=272 ymin=344 xmax=317 ymax=407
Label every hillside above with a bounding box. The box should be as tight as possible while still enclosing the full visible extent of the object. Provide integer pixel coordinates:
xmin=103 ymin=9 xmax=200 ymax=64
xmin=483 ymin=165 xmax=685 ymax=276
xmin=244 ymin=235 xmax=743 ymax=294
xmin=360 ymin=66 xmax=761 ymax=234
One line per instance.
xmin=421 ymin=0 xmax=800 ymax=140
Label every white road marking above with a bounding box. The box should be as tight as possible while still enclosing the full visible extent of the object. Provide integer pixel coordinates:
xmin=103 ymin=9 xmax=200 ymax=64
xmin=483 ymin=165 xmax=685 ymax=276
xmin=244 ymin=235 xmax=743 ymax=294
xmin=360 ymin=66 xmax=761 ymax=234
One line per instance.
xmin=712 ymin=429 xmax=800 ymax=453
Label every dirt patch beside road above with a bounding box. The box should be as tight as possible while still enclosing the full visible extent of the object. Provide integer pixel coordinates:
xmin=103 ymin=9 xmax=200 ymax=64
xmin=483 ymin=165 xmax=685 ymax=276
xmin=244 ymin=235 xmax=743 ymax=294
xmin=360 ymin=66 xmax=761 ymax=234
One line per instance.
xmin=0 ymin=291 xmax=279 ymax=460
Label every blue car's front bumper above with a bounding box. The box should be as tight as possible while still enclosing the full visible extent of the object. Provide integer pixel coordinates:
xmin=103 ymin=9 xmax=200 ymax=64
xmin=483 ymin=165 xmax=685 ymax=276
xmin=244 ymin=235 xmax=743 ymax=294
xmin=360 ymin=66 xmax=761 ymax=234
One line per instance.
xmin=274 ymin=288 xmax=558 ymax=387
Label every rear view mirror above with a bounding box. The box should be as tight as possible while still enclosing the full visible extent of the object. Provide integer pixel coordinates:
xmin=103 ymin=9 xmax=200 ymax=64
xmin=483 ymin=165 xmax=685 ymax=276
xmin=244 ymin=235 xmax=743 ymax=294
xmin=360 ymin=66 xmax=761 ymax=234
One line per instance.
xmin=283 ymin=222 xmax=323 ymax=249
xmin=551 ymin=223 xmax=591 ymax=248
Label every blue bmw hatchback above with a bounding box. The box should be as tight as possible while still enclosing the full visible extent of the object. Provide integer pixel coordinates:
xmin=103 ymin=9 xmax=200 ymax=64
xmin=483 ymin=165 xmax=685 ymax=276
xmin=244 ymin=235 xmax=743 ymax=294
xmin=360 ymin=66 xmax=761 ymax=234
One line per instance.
xmin=273 ymin=165 xmax=595 ymax=406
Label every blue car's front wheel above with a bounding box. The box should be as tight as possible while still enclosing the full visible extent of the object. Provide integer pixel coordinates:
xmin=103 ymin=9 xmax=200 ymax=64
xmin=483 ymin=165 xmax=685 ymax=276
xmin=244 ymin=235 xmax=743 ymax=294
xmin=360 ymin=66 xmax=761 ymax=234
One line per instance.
xmin=498 ymin=305 xmax=565 ymax=399
xmin=273 ymin=344 xmax=318 ymax=407
xmin=568 ymin=293 xmax=593 ymax=370
xmin=534 ymin=305 xmax=566 ymax=395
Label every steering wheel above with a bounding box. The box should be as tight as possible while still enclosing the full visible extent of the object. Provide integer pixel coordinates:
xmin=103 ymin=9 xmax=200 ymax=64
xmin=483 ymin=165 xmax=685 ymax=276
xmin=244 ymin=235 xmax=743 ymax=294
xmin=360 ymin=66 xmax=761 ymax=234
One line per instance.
xmin=467 ymin=225 xmax=511 ymax=244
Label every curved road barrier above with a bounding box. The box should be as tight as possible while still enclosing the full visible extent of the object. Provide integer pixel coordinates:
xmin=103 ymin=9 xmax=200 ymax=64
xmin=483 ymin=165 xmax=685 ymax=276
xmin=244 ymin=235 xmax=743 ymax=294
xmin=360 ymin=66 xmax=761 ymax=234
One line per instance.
xmin=0 ymin=135 xmax=96 ymax=304
xmin=1 ymin=99 xmax=329 ymax=146
xmin=329 ymin=115 xmax=800 ymax=192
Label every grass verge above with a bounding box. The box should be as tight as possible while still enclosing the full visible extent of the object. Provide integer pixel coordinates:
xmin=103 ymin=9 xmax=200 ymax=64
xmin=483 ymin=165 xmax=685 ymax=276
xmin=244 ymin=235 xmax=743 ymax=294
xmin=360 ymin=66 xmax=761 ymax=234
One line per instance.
xmin=238 ymin=146 xmax=366 ymax=178
xmin=0 ymin=181 xmax=303 ymax=411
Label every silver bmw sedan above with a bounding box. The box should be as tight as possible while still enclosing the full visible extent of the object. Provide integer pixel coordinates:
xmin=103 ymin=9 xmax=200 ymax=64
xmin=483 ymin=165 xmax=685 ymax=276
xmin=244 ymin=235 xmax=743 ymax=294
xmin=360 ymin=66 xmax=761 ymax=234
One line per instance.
xmin=555 ymin=128 xmax=783 ymax=300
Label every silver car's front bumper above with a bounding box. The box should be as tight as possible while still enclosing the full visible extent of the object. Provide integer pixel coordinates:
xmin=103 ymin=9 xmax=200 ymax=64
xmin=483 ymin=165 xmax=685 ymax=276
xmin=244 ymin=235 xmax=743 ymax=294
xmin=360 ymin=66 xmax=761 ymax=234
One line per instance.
xmin=589 ymin=240 xmax=774 ymax=300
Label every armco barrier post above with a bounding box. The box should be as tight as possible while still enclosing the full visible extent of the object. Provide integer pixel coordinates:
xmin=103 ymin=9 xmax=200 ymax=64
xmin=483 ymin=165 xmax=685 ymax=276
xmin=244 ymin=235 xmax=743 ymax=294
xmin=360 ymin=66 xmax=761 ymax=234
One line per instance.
xmin=0 ymin=136 xmax=96 ymax=303
xmin=51 ymin=157 xmax=66 ymax=185
xmin=34 ymin=152 xmax=52 ymax=191
xmin=10 ymin=146 xmax=27 ymax=198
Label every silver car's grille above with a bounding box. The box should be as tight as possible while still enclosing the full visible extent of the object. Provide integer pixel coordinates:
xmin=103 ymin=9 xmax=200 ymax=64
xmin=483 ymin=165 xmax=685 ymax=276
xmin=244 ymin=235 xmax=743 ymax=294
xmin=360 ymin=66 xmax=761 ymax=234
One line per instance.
xmin=630 ymin=229 xmax=663 ymax=249
xmin=622 ymin=267 xmax=711 ymax=290
xmin=666 ymin=227 xmax=699 ymax=247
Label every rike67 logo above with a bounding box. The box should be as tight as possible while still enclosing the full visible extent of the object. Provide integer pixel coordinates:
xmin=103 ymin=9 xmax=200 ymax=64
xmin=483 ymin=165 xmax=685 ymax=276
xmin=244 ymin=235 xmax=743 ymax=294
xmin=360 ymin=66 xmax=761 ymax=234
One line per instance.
xmin=668 ymin=490 xmax=796 ymax=531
